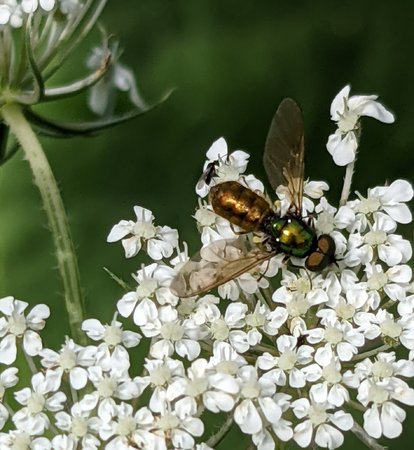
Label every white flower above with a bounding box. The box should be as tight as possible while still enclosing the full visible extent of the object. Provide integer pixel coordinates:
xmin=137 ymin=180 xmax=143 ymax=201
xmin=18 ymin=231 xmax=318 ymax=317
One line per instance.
xmin=327 ymin=85 xmax=394 ymax=166
xmin=305 ymin=348 xmax=350 ymax=407
xmin=234 ymin=366 xmax=281 ymax=435
xmin=362 ymin=263 xmax=411 ymax=307
xmin=150 ymin=398 xmax=204 ymax=449
xmin=368 ymin=179 xmax=414 ymax=224
xmin=107 ymin=206 xmax=178 ymax=260
xmin=345 ymin=212 xmax=412 ymax=266
xmin=117 ymin=263 xmax=178 ymax=322
xmin=39 ymin=338 xmax=95 ymax=390
xmin=258 ymin=335 xmax=314 ymax=388
xmin=82 ymin=316 xmax=141 ymax=350
xmin=87 ymin=366 xmax=139 ymax=402
xmin=196 ymin=137 xmax=249 ymax=197
xmin=13 ymin=371 xmax=65 ymax=434
xmin=356 ymin=375 xmax=414 ymax=439
xmin=137 ymin=357 xmax=185 ymax=413
xmin=354 ymin=309 xmax=414 ymax=349
xmin=307 ymin=319 xmax=365 ymax=362
xmin=141 ymin=305 xmax=202 ymax=361
xmin=0 ymin=296 xmax=49 ymax=364
xmin=87 ymin=43 xmax=146 ymax=116
xmin=55 ymin=394 xmax=101 ymax=449
xmin=292 ymin=391 xmax=353 ymax=449
xmin=0 ymin=430 xmax=51 ymax=450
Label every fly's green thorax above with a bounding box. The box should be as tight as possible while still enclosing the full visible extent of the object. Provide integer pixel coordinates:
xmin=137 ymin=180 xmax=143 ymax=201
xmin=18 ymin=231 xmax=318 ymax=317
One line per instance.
xmin=271 ymin=217 xmax=316 ymax=257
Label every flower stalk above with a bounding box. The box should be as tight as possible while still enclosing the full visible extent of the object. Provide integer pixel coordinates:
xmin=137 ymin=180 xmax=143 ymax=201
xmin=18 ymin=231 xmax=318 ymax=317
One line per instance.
xmin=350 ymin=422 xmax=387 ymax=450
xmin=1 ymin=103 xmax=86 ymax=344
xmin=339 ymin=159 xmax=355 ymax=206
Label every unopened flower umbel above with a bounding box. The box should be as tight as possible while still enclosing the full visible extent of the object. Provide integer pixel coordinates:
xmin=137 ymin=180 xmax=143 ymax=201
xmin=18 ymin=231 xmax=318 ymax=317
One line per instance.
xmin=0 ymin=88 xmax=412 ymax=450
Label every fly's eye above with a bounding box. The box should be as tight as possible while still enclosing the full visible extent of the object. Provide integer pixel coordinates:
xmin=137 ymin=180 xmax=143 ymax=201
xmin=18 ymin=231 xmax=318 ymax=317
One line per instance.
xmin=305 ymin=251 xmax=329 ymax=272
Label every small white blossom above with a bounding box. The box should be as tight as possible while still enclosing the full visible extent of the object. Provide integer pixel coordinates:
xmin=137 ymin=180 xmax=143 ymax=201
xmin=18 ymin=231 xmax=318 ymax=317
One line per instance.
xmin=327 ymin=85 xmax=394 ymax=166
xmin=107 ymin=206 xmax=178 ymax=260
xmin=55 ymin=394 xmax=101 ymax=449
xmin=13 ymin=371 xmax=65 ymax=434
xmin=39 ymin=338 xmax=95 ymax=390
xmin=0 ymin=296 xmax=49 ymax=364
xmin=196 ymin=137 xmax=249 ymax=197
xmin=292 ymin=391 xmax=353 ymax=449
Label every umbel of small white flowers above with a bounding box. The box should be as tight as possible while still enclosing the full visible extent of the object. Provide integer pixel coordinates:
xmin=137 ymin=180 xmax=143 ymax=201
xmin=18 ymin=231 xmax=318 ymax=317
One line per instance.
xmin=0 ymin=0 xmax=160 ymax=144
xmin=0 ymin=86 xmax=413 ymax=450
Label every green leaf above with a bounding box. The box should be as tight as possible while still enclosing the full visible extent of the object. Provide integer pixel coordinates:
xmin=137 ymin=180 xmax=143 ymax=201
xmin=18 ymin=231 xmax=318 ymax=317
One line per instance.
xmin=25 ymin=88 xmax=174 ymax=138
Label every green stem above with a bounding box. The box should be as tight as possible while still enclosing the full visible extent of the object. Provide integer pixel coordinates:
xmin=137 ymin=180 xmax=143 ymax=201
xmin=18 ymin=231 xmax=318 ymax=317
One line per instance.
xmin=351 ymin=344 xmax=390 ymax=362
xmin=1 ymin=103 xmax=86 ymax=344
xmin=206 ymin=413 xmax=234 ymax=448
xmin=351 ymin=422 xmax=387 ymax=450
xmin=339 ymin=160 xmax=355 ymax=206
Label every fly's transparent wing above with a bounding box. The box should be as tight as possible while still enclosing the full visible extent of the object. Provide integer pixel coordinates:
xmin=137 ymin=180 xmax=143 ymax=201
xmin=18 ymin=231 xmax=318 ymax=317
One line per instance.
xmin=170 ymin=237 xmax=275 ymax=298
xmin=263 ymin=98 xmax=305 ymax=214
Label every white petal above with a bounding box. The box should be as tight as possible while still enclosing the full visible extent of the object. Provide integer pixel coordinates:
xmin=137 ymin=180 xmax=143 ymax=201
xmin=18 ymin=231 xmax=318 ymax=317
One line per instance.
xmin=203 ymin=391 xmax=235 ymax=412
xmin=310 ymin=383 xmax=328 ymax=403
xmin=122 ymin=236 xmax=141 ymax=258
xmin=327 ymin=131 xmax=358 ymax=166
xmin=315 ymin=423 xmax=344 ymax=449
xmin=23 ymin=330 xmax=42 ymax=356
xmin=378 ymin=244 xmax=402 ymax=266
xmin=0 ymin=334 xmax=17 ymax=364
xmin=234 ymin=399 xmax=263 ymax=434
xmin=357 ymin=99 xmax=394 ymax=123
xmin=383 ymin=204 xmax=412 ymax=224
xmin=330 ymin=410 xmax=353 ymax=431
xmin=206 ymin=137 xmax=228 ymax=161
xmin=69 ymin=367 xmax=88 ymax=390
xmin=81 ymin=319 xmax=105 ymax=340
xmin=175 ymin=339 xmax=200 ymax=361
xmin=209 ymin=373 xmax=239 ymax=394
xmin=363 ymin=406 xmax=381 ymax=438
xmin=294 ymin=420 xmax=313 ymax=448
xmin=380 ymin=402 xmax=404 ymax=439
xmin=107 ymin=220 xmax=133 ymax=242
xmin=171 ymin=429 xmax=195 ymax=450
xmin=258 ymin=397 xmax=281 ymax=424
xmin=289 ymin=368 xmax=306 ymax=388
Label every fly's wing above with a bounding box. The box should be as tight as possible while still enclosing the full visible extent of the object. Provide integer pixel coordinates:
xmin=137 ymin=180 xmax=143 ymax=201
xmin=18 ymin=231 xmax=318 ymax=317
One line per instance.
xmin=263 ymin=98 xmax=305 ymax=215
xmin=170 ymin=237 xmax=275 ymax=298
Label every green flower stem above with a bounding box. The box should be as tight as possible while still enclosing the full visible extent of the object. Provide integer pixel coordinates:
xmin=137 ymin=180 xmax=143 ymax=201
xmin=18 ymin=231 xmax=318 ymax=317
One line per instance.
xmin=206 ymin=413 xmax=234 ymax=448
xmin=339 ymin=160 xmax=355 ymax=206
xmin=351 ymin=422 xmax=387 ymax=450
xmin=351 ymin=344 xmax=390 ymax=362
xmin=1 ymin=103 xmax=86 ymax=344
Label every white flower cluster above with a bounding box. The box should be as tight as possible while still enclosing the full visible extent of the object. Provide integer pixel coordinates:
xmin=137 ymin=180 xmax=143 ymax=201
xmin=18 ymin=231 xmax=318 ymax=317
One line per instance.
xmin=0 ymin=87 xmax=412 ymax=450
xmin=0 ymin=0 xmax=81 ymax=28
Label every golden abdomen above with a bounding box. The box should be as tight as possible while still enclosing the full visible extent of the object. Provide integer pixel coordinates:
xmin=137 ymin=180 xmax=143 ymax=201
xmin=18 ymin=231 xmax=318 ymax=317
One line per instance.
xmin=209 ymin=181 xmax=271 ymax=232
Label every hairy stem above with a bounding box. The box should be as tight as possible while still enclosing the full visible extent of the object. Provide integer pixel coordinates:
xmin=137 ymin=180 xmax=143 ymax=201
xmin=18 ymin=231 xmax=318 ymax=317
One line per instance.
xmin=340 ymin=160 xmax=355 ymax=206
xmin=206 ymin=414 xmax=234 ymax=448
xmin=1 ymin=103 xmax=86 ymax=344
xmin=351 ymin=344 xmax=390 ymax=362
xmin=351 ymin=422 xmax=387 ymax=450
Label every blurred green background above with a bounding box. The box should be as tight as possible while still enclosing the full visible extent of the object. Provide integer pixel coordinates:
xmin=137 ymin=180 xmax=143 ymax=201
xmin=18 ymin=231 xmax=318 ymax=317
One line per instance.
xmin=0 ymin=0 xmax=413 ymax=448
